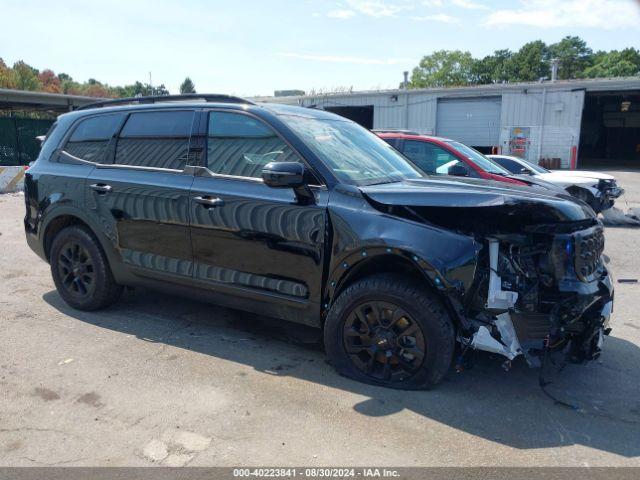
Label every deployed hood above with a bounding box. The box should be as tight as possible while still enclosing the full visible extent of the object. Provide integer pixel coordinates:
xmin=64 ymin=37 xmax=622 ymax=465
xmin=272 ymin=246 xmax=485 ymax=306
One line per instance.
xmin=537 ymin=171 xmax=599 ymax=187
xmin=359 ymin=177 xmax=597 ymax=233
xmin=548 ymin=170 xmax=615 ymax=181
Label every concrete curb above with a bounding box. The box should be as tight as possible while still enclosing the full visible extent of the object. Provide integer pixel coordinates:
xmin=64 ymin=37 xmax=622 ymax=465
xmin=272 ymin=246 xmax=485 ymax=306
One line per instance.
xmin=0 ymin=166 xmax=27 ymax=193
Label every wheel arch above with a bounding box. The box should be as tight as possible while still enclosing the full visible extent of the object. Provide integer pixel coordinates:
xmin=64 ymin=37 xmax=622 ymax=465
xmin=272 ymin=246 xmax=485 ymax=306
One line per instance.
xmin=43 ymin=214 xmax=92 ymax=261
xmin=40 ymin=207 xmax=130 ymax=285
xmin=325 ymin=251 xmax=462 ymax=331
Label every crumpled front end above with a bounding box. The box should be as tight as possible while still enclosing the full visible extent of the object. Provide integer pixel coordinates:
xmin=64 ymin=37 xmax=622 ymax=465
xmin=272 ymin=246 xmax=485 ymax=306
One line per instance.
xmin=464 ymin=223 xmax=613 ymax=367
xmin=594 ymin=178 xmax=624 ymax=212
xmin=358 ymin=177 xmax=614 ymax=369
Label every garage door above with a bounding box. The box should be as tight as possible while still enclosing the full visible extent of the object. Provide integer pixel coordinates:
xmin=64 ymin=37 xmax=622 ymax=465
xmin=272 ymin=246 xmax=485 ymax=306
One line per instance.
xmin=436 ymin=97 xmax=501 ymax=147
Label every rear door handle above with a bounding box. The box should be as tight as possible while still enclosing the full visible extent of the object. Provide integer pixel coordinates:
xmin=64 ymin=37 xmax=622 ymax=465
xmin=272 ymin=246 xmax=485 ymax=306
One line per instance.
xmin=90 ymin=183 xmax=112 ymax=194
xmin=193 ymin=195 xmax=224 ymax=208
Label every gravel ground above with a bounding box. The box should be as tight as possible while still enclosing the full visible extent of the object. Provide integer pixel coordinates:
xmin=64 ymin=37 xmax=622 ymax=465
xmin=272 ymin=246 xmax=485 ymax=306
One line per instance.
xmin=1 ymin=172 xmax=639 ymax=467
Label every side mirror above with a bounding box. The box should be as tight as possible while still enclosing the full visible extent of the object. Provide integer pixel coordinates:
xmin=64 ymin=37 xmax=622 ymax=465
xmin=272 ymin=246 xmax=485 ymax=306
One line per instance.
xmin=448 ymin=164 xmax=469 ymax=177
xmin=262 ymin=162 xmax=305 ymax=189
xmin=520 ymin=167 xmax=533 ymax=175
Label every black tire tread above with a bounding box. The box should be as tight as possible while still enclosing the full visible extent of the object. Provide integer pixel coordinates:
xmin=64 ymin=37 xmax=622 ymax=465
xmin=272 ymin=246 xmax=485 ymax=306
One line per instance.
xmin=324 ymin=273 xmax=455 ymax=389
xmin=50 ymin=225 xmax=123 ymax=311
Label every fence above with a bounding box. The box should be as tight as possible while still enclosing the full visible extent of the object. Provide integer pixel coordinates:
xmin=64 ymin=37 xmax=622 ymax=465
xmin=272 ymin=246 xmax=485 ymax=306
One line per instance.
xmin=0 ymin=117 xmax=55 ymax=166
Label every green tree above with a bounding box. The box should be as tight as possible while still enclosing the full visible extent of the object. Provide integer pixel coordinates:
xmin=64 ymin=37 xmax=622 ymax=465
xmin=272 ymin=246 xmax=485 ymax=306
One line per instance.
xmin=509 ymin=41 xmax=549 ymax=82
xmin=180 ymin=77 xmax=196 ymax=94
xmin=619 ymin=47 xmax=640 ymax=73
xmin=410 ymin=50 xmax=475 ymax=88
xmin=0 ymin=58 xmax=18 ymax=89
xmin=12 ymin=60 xmax=41 ymax=91
xmin=548 ymin=36 xmax=593 ymax=79
xmin=471 ymin=49 xmax=514 ymax=84
xmin=584 ymin=49 xmax=640 ymax=78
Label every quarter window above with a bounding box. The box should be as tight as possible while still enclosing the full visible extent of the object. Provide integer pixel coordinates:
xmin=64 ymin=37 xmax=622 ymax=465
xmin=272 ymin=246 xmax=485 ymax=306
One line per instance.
xmin=403 ymin=140 xmax=461 ymax=175
xmin=63 ymin=113 xmax=125 ymax=163
xmin=206 ymin=111 xmax=301 ymax=178
xmin=115 ymin=110 xmax=194 ymax=170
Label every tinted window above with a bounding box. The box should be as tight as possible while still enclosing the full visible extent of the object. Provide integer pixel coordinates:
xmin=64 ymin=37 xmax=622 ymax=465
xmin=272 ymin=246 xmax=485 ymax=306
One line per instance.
xmin=207 ymin=111 xmax=301 ymax=178
xmin=493 ymin=157 xmax=524 ymax=174
xmin=403 ymin=140 xmax=460 ymax=175
xmin=120 ymin=111 xmax=193 ymax=137
xmin=382 ymin=137 xmax=399 ymax=148
xmin=115 ymin=110 xmax=194 ymax=170
xmin=64 ymin=113 xmax=124 ymax=163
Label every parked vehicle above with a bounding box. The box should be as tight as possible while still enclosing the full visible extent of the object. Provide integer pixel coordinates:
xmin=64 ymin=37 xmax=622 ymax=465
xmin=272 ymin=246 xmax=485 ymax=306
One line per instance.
xmin=24 ymin=95 xmax=613 ymax=389
xmin=488 ymin=154 xmax=623 ymax=213
xmin=374 ymin=131 xmax=526 ymax=185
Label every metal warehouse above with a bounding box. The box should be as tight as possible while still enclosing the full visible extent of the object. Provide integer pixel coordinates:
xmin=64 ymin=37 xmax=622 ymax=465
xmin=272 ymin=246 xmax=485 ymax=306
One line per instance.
xmin=266 ymin=77 xmax=640 ymax=169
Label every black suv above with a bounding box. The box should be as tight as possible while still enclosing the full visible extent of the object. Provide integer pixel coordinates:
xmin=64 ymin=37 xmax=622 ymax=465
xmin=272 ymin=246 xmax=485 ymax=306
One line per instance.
xmin=24 ymin=94 xmax=613 ymax=389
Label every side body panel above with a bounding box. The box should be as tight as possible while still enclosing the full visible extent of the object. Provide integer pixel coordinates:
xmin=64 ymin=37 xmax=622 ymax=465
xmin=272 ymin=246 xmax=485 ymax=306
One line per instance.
xmin=86 ymin=166 xmax=194 ymax=279
xmin=189 ymin=175 xmax=328 ymax=325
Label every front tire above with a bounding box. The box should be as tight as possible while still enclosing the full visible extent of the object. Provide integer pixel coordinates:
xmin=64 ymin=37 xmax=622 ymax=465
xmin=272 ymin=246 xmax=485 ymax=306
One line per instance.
xmin=324 ymin=274 xmax=455 ymax=389
xmin=50 ymin=225 xmax=123 ymax=311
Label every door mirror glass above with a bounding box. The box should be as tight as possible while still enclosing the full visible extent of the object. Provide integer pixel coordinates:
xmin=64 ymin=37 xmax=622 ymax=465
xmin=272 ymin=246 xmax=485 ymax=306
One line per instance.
xmin=448 ymin=164 xmax=469 ymax=177
xmin=262 ymin=162 xmax=305 ymax=188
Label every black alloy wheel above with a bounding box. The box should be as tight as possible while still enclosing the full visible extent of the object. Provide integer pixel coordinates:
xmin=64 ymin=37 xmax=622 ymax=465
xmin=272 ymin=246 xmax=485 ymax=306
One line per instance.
xmin=343 ymin=300 xmax=426 ymax=382
xmin=56 ymin=240 xmax=96 ymax=299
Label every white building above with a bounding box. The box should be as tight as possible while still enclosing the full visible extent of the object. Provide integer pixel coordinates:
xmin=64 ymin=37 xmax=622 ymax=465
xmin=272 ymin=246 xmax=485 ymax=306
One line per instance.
xmin=259 ymin=77 xmax=640 ymax=169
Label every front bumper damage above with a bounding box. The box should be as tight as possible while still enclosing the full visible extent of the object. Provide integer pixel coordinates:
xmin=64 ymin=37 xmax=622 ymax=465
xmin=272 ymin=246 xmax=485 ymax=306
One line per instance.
xmin=595 ymin=180 xmax=624 ymax=212
xmin=463 ymin=232 xmax=614 ymax=369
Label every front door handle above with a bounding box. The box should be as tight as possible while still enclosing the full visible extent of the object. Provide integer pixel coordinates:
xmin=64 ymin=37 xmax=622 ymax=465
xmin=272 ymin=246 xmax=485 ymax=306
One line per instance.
xmin=193 ymin=195 xmax=224 ymax=208
xmin=90 ymin=183 xmax=112 ymax=194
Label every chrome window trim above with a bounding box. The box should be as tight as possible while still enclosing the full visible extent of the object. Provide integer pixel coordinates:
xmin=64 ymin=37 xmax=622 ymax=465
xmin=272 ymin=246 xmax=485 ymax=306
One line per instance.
xmin=95 ymin=162 xmax=188 ymax=174
xmin=186 ymin=165 xmax=326 ymax=190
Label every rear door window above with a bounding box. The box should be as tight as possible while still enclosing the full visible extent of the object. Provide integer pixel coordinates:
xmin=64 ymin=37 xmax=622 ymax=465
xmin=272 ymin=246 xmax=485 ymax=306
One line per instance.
xmin=63 ymin=113 xmax=125 ymax=163
xmin=115 ymin=110 xmax=195 ymax=170
xmin=206 ymin=111 xmax=302 ymax=178
xmin=403 ymin=140 xmax=460 ymax=175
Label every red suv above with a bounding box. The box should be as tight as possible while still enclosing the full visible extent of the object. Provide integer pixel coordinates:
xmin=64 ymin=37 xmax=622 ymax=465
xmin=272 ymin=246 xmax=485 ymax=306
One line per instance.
xmin=376 ymin=130 xmax=526 ymax=186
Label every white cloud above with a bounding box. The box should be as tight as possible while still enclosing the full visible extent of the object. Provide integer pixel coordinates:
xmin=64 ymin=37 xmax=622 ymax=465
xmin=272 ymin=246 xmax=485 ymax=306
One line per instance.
xmin=412 ymin=13 xmax=460 ymax=24
xmin=422 ymin=0 xmax=444 ymax=6
xmin=326 ymin=9 xmax=356 ymax=19
xmin=348 ymin=0 xmax=412 ymax=17
xmin=483 ymin=0 xmax=640 ymax=29
xmin=451 ymin=0 xmax=488 ymax=10
xmin=277 ymin=52 xmax=415 ymax=65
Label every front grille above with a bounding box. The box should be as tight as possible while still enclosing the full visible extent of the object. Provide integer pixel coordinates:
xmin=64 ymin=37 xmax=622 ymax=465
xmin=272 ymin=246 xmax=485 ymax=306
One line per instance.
xmin=574 ymin=226 xmax=604 ymax=282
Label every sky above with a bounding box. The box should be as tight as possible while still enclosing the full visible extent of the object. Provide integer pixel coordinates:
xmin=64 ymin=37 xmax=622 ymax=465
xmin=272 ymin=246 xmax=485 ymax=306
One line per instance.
xmin=1 ymin=0 xmax=640 ymax=96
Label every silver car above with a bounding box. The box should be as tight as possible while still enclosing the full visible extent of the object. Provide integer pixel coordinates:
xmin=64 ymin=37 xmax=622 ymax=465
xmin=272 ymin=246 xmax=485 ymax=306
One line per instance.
xmin=488 ymin=154 xmax=623 ymax=213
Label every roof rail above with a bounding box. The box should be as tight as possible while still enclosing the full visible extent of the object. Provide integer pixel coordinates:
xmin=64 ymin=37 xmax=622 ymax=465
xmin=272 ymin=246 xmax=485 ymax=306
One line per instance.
xmin=76 ymin=93 xmax=255 ymax=111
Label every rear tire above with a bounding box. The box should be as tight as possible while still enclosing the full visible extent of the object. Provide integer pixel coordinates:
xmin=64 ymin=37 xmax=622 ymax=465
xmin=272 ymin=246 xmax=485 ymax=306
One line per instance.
xmin=50 ymin=225 xmax=123 ymax=311
xmin=324 ymin=274 xmax=455 ymax=389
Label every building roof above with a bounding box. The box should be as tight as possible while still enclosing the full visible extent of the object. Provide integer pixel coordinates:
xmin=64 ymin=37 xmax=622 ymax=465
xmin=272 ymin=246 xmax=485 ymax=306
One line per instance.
xmin=252 ymin=76 xmax=640 ymax=104
xmin=0 ymin=88 xmax=105 ymax=112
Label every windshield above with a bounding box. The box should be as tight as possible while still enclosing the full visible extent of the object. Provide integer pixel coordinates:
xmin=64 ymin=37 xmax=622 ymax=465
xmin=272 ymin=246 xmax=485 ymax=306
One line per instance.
xmin=446 ymin=141 xmax=511 ymax=175
xmin=280 ymin=115 xmax=423 ymax=186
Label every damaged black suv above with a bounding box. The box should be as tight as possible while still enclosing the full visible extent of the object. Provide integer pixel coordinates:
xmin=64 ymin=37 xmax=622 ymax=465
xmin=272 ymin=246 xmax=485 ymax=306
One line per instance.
xmin=24 ymin=94 xmax=613 ymax=388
